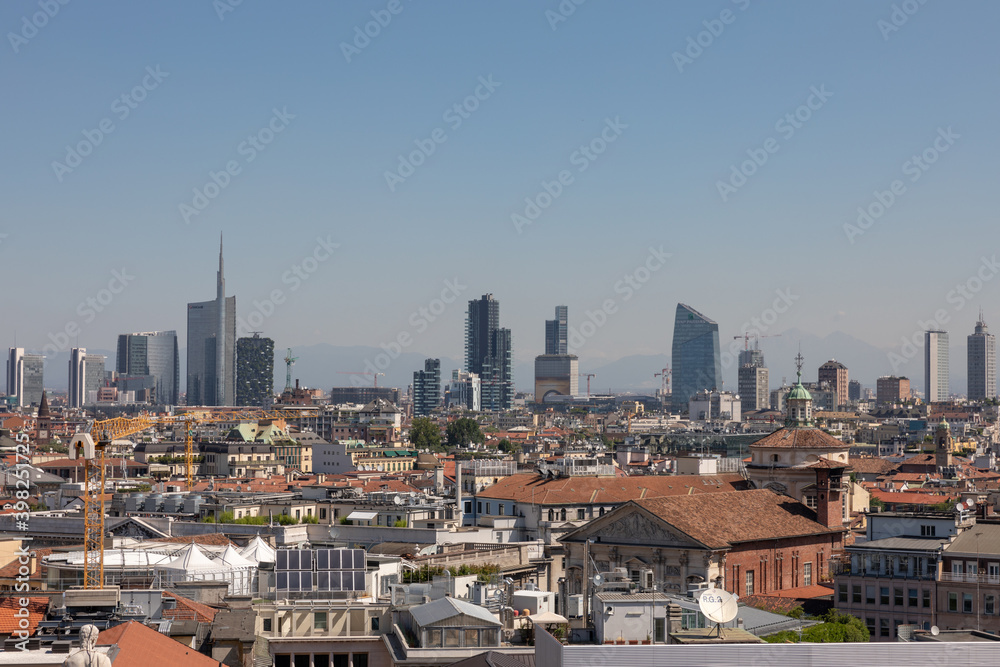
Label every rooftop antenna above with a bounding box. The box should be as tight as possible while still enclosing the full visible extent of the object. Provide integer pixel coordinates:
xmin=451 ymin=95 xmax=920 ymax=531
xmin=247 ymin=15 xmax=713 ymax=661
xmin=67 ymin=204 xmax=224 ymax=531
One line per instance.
xmin=698 ymin=588 xmax=739 ymax=637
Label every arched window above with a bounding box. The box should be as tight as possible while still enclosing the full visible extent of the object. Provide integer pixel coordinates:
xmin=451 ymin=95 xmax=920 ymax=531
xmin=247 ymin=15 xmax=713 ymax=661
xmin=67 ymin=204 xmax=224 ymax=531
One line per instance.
xmin=548 ymin=509 xmax=554 ymax=521
xmin=560 ymin=508 xmax=567 ymax=521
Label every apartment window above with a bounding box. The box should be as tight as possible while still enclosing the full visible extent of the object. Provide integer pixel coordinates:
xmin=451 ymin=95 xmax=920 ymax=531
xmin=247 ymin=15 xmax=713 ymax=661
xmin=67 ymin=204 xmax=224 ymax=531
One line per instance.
xmin=803 ymin=562 xmax=812 ymax=587
xmin=838 ymin=584 xmax=848 ymax=603
xmin=963 ymin=593 xmax=973 ymax=613
xmin=314 ymin=611 xmax=327 ymax=630
xmin=746 ymin=570 xmax=755 ymax=596
xmin=908 ymin=589 xmax=918 ymax=607
xmin=560 ymin=509 xmax=567 ymax=521
xmin=477 ymin=502 xmax=482 ymax=514
xmin=866 ymin=586 xmax=876 ymax=604
xmin=880 ymin=619 xmax=890 ymax=637
xmin=899 ymin=556 xmax=909 ymax=574
xmin=923 ymin=590 xmax=931 ymax=608
xmin=577 ymin=509 xmax=586 ymax=521
xmin=894 ymin=588 xmax=903 ymax=606
xmin=880 ymin=587 xmax=889 ymax=606
xmin=485 ymin=503 xmax=491 ymax=515
xmin=498 ymin=504 xmax=504 ymax=516
xmin=853 ymin=585 xmax=862 ymax=604
xmin=263 ymin=618 xmax=272 ymax=632
xmin=986 ymin=595 xmax=996 ymax=615
xmin=871 ymin=555 xmax=881 ymax=573
xmin=548 ymin=509 xmax=554 ymax=521
xmin=320 ymin=508 xmax=327 ymax=520
xmin=921 ymin=525 xmax=936 ymax=537
xmin=948 ymin=592 xmax=958 ymax=612
xmin=866 ymin=618 xmax=876 ymax=636
xmin=295 ymin=509 xmax=301 ymax=519
xmin=371 ymin=616 xmax=380 ymax=631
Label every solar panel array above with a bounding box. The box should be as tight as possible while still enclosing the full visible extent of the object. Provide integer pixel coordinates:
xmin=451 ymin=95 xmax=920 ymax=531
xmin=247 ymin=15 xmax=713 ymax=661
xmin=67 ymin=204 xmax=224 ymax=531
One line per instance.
xmin=276 ymin=548 xmax=366 ymax=594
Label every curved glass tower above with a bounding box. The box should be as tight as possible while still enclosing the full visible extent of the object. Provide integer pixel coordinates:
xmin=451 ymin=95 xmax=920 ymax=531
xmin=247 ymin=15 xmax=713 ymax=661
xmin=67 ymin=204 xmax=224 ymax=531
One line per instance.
xmin=671 ymin=303 xmax=722 ymax=413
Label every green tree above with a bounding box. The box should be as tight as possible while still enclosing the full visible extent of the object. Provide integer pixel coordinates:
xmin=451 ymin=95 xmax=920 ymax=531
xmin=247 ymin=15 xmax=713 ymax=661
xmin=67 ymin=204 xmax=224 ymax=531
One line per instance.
xmin=409 ymin=417 xmax=442 ymax=449
xmin=447 ymin=417 xmax=485 ymax=447
xmin=763 ymin=610 xmax=869 ymax=643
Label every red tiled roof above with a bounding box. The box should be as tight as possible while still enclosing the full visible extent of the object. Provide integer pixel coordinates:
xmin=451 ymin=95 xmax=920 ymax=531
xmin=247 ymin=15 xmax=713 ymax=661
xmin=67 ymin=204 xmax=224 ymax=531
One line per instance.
xmin=848 ymin=457 xmax=898 ymax=475
xmin=150 ymin=533 xmax=233 ymax=547
xmin=99 ymin=620 xmax=222 ymax=667
xmin=870 ymin=489 xmax=956 ymax=505
xmin=635 ymin=489 xmax=841 ymax=550
xmin=478 ymin=473 xmax=749 ymax=505
xmin=162 ymin=592 xmax=218 ymax=623
xmin=0 ymin=597 xmax=47 ymax=635
xmin=759 ymin=584 xmax=835 ymax=599
xmin=751 ymin=427 xmax=849 ymax=450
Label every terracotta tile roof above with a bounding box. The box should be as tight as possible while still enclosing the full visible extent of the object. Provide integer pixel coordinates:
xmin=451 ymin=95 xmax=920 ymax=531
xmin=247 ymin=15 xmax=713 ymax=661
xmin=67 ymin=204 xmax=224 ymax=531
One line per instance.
xmin=99 ymin=620 xmax=222 ymax=666
xmin=848 ymin=457 xmax=898 ymax=475
xmin=0 ymin=548 xmax=52 ymax=580
xmin=162 ymin=592 xmax=218 ymax=623
xmin=0 ymin=597 xmax=47 ymax=635
xmin=739 ymin=594 xmax=803 ymax=615
xmin=477 ymin=473 xmax=749 ymax=505
xmin=635 ymin=489 xmax=841 ymax=550
xmin=870 ymin=489 xmax=956 ymax=506
xmin=750 ymin=427 xmax=849 ymax=450
xmin=759 ymin=584 xmax=834 ymax=599
xmin=149 ymin=533 xmax=233 ymax=547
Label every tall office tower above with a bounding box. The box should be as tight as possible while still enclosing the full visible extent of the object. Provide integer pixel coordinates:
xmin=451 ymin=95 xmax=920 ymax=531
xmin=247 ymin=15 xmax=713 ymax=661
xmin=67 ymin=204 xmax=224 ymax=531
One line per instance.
xmin=413 ymin=358 xmax=441 ymax=417
xmin=968 ymin=314 xmax=996 ymax=401
xmin=738 ymin=364 xmax=769 ymax=413
xmin=924 ymin=330 xmax=949 ymax=403
xmin=671 ymin=304 xmax=722 ymax=413
xmin=84 ymin=354 xmax=105 ymax=404
xmin=68 ymin=348 xmax=86 ymax=408
xmin=187 ymin=237 xmax=236 ymax=406
xmin=876 ymin=375 xmax=910 ymax=405
xmin=465 ymin=294 xmax=513 ymax=410
xmin=236 ymin=333 xmax=274 ymax=407
xmin=6 ymin=348 xmax=43 ymax=408
xmin=817 ymin=360 xmax=849 ymax=408
xmin=116 ymin=331 xmax=179 ymax=405
xmin=848 ymin=379 xmax=862 ymax=402
xmin=544 ymin=305 xmax=568 ymax=355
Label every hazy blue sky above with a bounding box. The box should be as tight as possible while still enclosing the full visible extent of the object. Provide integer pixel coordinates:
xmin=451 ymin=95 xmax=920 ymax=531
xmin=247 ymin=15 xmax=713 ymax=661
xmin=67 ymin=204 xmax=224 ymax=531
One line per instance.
xmin=3 ymin=0 xmax=999 ymax=387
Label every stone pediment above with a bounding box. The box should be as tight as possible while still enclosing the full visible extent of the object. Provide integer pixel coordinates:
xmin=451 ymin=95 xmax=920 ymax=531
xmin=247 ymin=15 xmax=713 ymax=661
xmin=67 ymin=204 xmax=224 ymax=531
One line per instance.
xmin=579 ymin=509 xmax=698 ymax=548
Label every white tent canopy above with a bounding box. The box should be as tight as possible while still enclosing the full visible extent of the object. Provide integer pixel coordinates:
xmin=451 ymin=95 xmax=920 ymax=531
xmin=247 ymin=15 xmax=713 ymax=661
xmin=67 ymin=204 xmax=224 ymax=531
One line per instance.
xmin=219 ymin=544 xmax=254 ymax=569
xmin=157 ymin=543 xmax=226 ymax=572
xmin=239 ymin=535 xmax=276 ymax=564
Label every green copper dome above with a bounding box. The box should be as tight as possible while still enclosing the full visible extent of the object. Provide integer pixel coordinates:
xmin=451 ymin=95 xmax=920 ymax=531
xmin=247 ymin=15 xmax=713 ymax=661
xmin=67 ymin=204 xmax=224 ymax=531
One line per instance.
xmin=788 ymin=371 xmax=812 ymax=401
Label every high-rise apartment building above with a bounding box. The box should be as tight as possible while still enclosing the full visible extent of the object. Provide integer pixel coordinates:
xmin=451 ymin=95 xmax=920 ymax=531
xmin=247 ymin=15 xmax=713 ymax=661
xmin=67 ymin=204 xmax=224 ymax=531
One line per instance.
xmin=818 ymin=360 xmax=849 ymax=408
xmin=6 ymin=348 xmax=43 ymax=408
xmin=187 ymin=238 xmax=236 ymax=406
xmin=876 ymin=376 xmax=910 ymax=405
xmin=967 ymin=314 xmax=996 ymax=401
xmin=465 ymin=294 xmax=512 ymax=410
xmin=545 ymin=305 xmax=568 ymax=355
xmin=236 ymin=334 xmax=274 ymax=407
xmin=848 ymin=379 xmax=862 ymax=402
xmin=738 ymin=364 xmax=769 ymax=414
xmin=413 ymin=358 xmax=441 ymax=417
xmin=671 ymin=304 xmax=722 ymax=413
xmin=446 ymin=370 xmax=481 ymax=411
xmin=925 ymin=330 xmax=949 ymax=403
xmin=116 ymin=331 xmax=179 ymax=405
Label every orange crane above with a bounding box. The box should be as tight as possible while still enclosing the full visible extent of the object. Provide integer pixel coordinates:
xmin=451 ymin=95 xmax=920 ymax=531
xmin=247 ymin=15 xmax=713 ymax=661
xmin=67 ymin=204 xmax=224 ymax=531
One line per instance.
xmin=654 ymin=367 xmax=671 ymax=397
xmin=338 ymin=371 xmax=385 ymax=387
xmin=579 ymin=373 xmax=595 ymax=398
xmin=733 ymin=332 xmax=781 ymax=351
xmin=70 ymin=407 xmax=315 ymax=589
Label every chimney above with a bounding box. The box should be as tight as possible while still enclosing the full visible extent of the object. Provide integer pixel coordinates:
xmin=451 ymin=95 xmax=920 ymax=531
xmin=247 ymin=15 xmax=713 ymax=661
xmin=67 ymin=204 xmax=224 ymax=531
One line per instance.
xmin=815 ymin=467 xmax=844 ymax=529
xmin=666 ymin=602 xmax=682 ymax=642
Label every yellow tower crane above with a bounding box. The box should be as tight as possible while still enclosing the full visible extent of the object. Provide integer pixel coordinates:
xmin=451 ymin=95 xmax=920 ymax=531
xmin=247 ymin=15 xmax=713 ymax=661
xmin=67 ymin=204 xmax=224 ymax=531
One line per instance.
xmin=70 ymin=408 xmax=314 ymax=589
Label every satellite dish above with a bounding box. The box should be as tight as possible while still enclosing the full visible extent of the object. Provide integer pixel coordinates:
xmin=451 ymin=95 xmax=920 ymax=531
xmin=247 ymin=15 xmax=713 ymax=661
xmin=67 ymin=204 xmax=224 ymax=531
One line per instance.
xmin=931 ymin=625 xmax=940 ymax=636
xmin=699 ymin=589 xmax=739 ymax=624
xmin=592 ymin=573 xmax=603 ymax=586
xmin=393 ymin=496 xmax=403 ymax=505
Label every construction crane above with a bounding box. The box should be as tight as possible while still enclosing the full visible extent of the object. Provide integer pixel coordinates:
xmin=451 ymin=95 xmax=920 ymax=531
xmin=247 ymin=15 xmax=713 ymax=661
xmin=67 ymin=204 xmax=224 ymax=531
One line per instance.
xmin=338 ymin=371 xmax=385 ymax=387
xmin=579 ymin=373 xmax=595 ymax=398
xmin=654 ymin=367 xmax=671 ymax=397
xmin=70 ymin=407 xmax=316 ymax=589
xmin=733 ymin=332 xmax=781 ymax=351
xmin=283 ymin=348 xmax=298 ymax=392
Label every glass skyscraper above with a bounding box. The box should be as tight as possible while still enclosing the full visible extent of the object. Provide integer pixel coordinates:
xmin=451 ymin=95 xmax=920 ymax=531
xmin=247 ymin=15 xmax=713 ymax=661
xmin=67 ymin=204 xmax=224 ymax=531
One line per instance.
xmin=671 ymin=303 xmax=722 ymax=413
xmin=967 ymin=315 xmax=995 ymax=401
xmin=925 ymin=330 xmax=949 ymax=403
xmin=187 ymin=237 xmax=236 ymax=406
xmin=116 ymin=331 xmax=179 ymax=405
xmin=7 ymin=348 xmax=43 ymax=408
xmin=545 ymin=305 xmax=568 ymax=355
xmin=465 ymin=294 xmax=512 ymax=410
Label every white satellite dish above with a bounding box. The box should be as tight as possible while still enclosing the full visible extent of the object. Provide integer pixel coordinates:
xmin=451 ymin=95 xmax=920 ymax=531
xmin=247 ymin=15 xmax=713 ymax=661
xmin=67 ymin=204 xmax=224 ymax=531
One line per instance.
xmin=699 ymin=588 xmax=739 ymax=625
xmin=592 ymin=573 xmax=603 ymax=586
xmin=931 ymin=625 xmax=940 ymax=636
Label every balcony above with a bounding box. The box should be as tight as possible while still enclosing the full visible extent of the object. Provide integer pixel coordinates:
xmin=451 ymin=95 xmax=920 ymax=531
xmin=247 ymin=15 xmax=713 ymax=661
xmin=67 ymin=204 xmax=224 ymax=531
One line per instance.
xmin=939 ymin=572 xmax=1000 ymax=584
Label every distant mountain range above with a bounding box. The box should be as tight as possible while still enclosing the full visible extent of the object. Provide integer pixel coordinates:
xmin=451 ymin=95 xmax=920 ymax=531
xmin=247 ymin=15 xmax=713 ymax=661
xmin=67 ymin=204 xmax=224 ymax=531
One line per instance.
xmin=33 ymin=331 xmax=973 ymax=398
